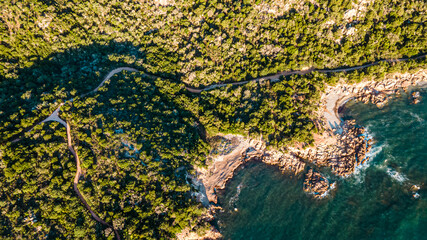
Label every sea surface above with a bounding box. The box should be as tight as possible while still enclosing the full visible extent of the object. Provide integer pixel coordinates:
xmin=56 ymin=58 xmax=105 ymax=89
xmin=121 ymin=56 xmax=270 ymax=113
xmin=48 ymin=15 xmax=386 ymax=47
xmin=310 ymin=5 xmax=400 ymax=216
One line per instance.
xmin=217 ymin=91 xmax=427 ymax=240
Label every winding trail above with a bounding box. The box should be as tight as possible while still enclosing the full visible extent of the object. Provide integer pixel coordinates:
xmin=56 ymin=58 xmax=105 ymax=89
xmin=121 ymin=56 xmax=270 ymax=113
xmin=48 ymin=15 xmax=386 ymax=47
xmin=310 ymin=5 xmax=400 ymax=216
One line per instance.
xmin=80 ymin=67 xmax=139 ymax=98
xmin=185 ymin=54 xmax=426 ymax=93
xmin=9 ymin=53 xmax=427 ymax=140
xmin=43 ymin=69 xmax=140 ymax=239
xmin=9 ymin=68 xmax=139 ymax=239
xmin=66 ymin=123 xmax=122 ymax=240
xmin=42 ymin=103 xmax=66 ymax=127
xmin=7 ymin=53 xmax=426 ymax=239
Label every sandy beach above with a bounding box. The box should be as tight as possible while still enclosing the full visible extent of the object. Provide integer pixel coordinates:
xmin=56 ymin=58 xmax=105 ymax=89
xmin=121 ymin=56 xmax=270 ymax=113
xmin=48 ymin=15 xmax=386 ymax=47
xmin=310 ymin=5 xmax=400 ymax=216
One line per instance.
xmin=322 ymin=69 xmax=427 ymax=129
xmin=187 ymin=69 xmax=427 ymax=239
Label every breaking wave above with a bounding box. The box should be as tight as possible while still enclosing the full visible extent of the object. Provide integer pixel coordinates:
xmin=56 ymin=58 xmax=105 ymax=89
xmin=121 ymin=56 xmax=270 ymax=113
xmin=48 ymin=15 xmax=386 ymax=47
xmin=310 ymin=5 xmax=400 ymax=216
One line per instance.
xmin=351 ymin=163 xmax=370 ymax=184
xmin=228 ymin=183 xmax=243 ymax=207
xmin=366 ymin=142 xmax=385 ymax=160
xmin=409 ymin=111 xmax=424 ymax=124
xmin=385 ymin=167 xmax=408 ymax=183
xmin=350 ymin=139 xmax=384 ymax=184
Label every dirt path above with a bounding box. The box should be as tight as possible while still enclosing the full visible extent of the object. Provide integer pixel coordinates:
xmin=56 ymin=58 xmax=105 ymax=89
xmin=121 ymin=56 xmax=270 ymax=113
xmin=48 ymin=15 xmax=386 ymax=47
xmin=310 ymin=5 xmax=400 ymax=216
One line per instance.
xmin=80 ymin=67 xmax=138 ymax=98
xmin=9 ymin=53 xmax=427 ymax=141
xmin=9 ymin=68 xmax=140 ymax=142
xmin=41 ymin=104 xmax=66 ymax=127
xmin=6 ymin=54 xmax=426 ymax=238
xmin=66 ymin=123 xmax=121 ymax=240
xmin=9 ymin=68 xmax=138 ymax=239
xmin=185 ymin=54 xmax=426 ymax=93
xmin=12 ymin=112 xmax=122 ymax=238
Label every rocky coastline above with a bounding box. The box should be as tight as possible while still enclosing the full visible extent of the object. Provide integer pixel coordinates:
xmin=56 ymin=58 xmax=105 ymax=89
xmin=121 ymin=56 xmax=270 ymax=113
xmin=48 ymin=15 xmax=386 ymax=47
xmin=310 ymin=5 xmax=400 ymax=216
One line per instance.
xmin=261 ymin=119 xmax=371 ymax=199
xmin=193 ymin=134 xmax=266 ymax=205
xmin=322 ymin=69 xmax=427 ymax=126
xmin=187 ymin=69 xmax=426 ymax=238
xmin=302 ymin=69 xmax=427 ymax=197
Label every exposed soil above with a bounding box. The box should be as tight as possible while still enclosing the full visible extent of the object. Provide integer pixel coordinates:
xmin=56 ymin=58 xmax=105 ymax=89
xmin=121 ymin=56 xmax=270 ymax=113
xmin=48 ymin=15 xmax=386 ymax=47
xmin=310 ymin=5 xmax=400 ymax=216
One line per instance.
xmin=7 ymin=57 xmax=426 ymax=239
xmin=193 ymin=134 xmax=265 ymax=204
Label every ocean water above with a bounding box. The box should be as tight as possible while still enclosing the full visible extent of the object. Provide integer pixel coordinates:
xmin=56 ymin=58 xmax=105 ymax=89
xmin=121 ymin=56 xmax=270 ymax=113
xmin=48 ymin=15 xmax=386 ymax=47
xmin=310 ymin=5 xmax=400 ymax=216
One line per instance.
xmin=217 ymin=91 xmax=427 ymax=240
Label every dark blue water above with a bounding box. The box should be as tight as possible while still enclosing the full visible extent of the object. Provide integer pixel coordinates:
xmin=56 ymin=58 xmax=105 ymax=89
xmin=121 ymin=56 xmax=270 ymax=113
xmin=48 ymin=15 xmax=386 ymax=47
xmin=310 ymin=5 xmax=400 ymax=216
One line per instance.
xmin=217 ymin=91 xmax=427 ymax=240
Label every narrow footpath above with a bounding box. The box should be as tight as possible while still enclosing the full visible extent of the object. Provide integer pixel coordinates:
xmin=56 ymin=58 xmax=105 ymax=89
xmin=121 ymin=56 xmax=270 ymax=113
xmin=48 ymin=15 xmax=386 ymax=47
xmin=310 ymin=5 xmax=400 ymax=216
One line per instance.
xmin=66 ymin=122 xmax=122 ymax=240
xmin=6 ymin=53 xmax=426 ymax=239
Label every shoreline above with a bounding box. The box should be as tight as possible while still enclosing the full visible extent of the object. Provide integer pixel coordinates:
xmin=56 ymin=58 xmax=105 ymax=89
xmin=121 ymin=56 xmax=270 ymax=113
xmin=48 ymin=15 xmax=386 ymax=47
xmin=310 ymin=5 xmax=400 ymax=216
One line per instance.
xmin=323 ymin=69 xmax=427 ymax=128
xmin=9 ymin=65 xmax=425 ymax=239
xmin=185 ymin=54 xmax=427 ymax=93
xmin=191 ymin=69 xmax=427 ymax=239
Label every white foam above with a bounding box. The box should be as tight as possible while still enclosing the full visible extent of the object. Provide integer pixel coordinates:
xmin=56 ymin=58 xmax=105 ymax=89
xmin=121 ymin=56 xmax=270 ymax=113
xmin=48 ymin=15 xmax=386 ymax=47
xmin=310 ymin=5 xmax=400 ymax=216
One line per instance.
xmin=319 ymin=182 xmax=336 ymax=199
xmin=386 ymin=167 xmax=408 ymax=183
xmin=409 ymin=111 xmax=424 ymax=124
xmin=228 ymin=183 xmax=243 ymax=207
xmin=351 ymin=162 xmax=370 ymax=184
xmin=400 ymin=110 xmax=425 ymax=126
xmin=348 ymin=132 xmax=380 ymax=184
xmin=350 ymin=149 xmax=376 ymax=184
xmin=363 ymin=124 xmax=374 ymax=137
xmin=366 ymin=143 xmax=385 ymax=160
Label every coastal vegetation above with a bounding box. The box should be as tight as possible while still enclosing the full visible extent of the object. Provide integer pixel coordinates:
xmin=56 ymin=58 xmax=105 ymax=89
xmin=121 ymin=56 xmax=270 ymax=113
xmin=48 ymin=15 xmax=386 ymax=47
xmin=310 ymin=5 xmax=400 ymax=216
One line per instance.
xmin=1 ymin=72 xmax=212 ymax=239
xmin=0 ymin=0 xmax=426 ymax=239
xmin=198 ymin=73 xmax=324 ymax=146
xmin=0 ymin=123 xmax=95 ymax=238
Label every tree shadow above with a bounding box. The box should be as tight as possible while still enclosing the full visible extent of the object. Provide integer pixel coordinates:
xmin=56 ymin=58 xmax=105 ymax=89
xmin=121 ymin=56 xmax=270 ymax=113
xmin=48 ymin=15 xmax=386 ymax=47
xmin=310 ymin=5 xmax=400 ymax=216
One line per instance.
xmin=1 ymin=41 xmax=208 ymax=239
xmin=0 ymin=41 xmax=180 ymax=142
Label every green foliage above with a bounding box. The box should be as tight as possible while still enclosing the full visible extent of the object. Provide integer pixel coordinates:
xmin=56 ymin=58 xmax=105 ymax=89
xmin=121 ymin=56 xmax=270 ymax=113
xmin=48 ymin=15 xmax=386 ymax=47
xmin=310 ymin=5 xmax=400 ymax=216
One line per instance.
xmin=59 ymin=72 xmax=209 ymax=239
xmin=198 ymin=73 xmax=325 ymax=147
xmin=0 ymin=123 xmax=99 ymax=239
xmin=0 ymin=0 xmax=426 ymax=239
xmin=1 ymin=0 xmax=426 ymax=142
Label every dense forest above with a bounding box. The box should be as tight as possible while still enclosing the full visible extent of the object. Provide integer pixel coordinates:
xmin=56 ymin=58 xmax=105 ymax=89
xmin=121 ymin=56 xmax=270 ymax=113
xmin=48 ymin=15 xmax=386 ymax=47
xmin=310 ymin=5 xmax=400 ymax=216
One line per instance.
xmin=0 ymin=123 xmax=99 ymax=238
xmin=0 ymin=0 xmax=426 ymax=239
xmin=1 ymin=72 xmax=212 ymax=239
xmin=1 ymin=0 xmax=425 ymax=85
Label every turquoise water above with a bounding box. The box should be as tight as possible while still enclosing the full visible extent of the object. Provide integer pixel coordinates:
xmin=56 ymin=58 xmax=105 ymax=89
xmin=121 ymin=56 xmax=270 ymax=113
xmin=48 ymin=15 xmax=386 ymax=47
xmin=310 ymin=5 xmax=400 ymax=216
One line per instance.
xmin=217 ymin=91 xmax=427 ymax=240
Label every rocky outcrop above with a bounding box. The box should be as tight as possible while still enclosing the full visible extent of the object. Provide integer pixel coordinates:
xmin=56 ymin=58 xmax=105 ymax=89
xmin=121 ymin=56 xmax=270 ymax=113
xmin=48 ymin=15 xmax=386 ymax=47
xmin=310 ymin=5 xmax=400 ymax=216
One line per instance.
xmin=411 ymin=91 xmax=422 ymax=104
xmin=262 ymin=150 xmax=306 ymax=175
xmin=354 ymin=87 xmax=391 ymax=108
xmin=290 ymin=120 xmax=371 ymax=177
xmin=266 ymin=120 xmax=371 ymax=197
xmin=196 ymin=70 xmax=426 ymax=207
xmin=195 ymin=119 xmax=372 ymax=203
xmin=194 ymin=135 xmax=266 ymax=205
xmin=322 ymin=69 xmax=427 ymax=126
xmin=310 ymin=70 xmax=426 ymax=196
xmin=303 ymin=169 xmax=331 ymax=198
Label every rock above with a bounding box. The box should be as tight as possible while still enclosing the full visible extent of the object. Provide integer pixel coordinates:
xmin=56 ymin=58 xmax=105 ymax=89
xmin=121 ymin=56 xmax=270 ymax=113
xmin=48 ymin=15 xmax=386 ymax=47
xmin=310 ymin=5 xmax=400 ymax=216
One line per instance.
xmin=412 ymin=91 xmax=420 ymax=98
xmin=303 ymin=169 xmax=331 ymax=198
xmin=286 ymin=120 xmax=370 ymax=178
xmin=263 ymin=150 xmax=306 ymax=176
xmin=411 ymin=91 xmax=422 ymax=104
xmin=402 ymin=81 xmax=411 ymax=88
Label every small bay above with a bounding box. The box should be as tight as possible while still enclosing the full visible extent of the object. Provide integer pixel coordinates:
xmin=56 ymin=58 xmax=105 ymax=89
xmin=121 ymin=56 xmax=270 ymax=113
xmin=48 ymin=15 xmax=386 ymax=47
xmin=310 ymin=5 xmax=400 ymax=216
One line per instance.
xmin=217 ymin=91 xmax=427 ymax=240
